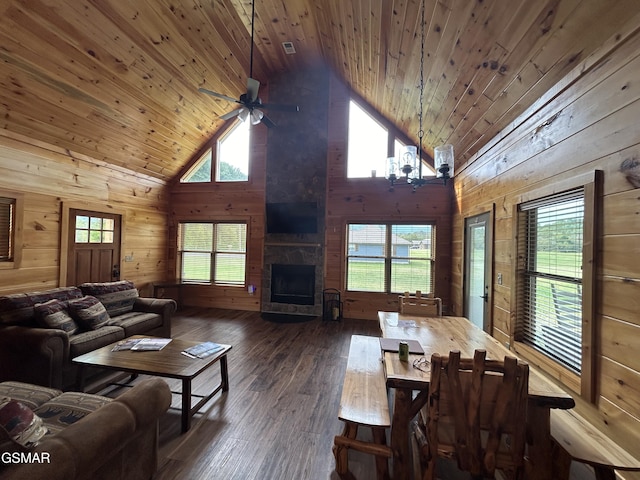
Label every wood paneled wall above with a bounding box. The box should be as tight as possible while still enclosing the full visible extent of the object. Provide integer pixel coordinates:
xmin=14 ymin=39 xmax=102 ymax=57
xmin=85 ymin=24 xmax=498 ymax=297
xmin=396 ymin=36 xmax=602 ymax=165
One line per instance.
xmin=0 ymin=130 xmax=170 ymax=296
xmin=451 ymin=19 xmax=640 ymax=468
xmin=168 ymin=118 xmax=267 ymax=312
xmin=325 ymin=75 xmax=453 ymax=320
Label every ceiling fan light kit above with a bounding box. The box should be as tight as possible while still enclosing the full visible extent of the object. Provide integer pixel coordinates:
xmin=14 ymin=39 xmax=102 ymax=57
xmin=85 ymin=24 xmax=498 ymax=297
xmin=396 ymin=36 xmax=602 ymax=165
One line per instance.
xmin=385 ymin=0 xmax=454 ymax=192
xmin=198 ymin=0 xmax=299 ymax=128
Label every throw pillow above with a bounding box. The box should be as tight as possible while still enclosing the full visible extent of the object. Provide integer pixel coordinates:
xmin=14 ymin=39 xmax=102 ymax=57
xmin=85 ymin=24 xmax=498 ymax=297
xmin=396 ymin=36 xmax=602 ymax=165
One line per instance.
xmin=0 ymin=397 xmax=48 ymax=448
xmin=79 ymin=280 xmax=139 ymax=317
xmin=68 ymin=295 xmax=111 ymax=330
xmin=34 ymin=299 xmax=79 ymax=335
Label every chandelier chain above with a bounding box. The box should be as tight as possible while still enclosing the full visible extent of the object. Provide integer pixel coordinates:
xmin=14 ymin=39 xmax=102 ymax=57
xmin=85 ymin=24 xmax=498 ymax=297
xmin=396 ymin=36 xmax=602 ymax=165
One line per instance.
xmin=418 ymin=0 xmax=426 ymax=176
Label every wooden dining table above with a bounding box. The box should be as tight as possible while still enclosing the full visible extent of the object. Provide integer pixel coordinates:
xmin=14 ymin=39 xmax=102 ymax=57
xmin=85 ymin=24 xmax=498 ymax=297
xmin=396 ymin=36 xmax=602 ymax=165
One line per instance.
xmin=378 ymin=311 xmax=576 ymax=480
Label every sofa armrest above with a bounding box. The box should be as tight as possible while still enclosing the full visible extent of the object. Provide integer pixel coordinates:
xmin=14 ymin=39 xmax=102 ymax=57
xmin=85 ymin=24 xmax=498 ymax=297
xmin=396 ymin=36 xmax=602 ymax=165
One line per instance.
xmin=0 ymin=326 xmax=69 ymax=389
xmin=132 ymin=297 xmax=176 ymax=337
xmin=1 ymin=378 xmax=172 ymax=480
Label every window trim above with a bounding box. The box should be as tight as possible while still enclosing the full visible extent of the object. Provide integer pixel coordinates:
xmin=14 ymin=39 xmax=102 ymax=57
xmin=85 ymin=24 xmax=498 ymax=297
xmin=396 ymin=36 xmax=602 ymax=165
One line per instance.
xmin=511 ymin=170 xmax=600 ymax=401
xmin=177 ymin=221 xmax=248 ymax=286
xmin=0 ymin=191 xmax=23 ymax=270
xmin=345 ymin=222 xmax=436 ymax=294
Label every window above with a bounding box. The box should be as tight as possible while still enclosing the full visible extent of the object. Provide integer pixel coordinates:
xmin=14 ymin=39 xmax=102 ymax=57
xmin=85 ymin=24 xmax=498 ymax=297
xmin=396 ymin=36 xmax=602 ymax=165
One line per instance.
xmin=217 ymin=120 xmax=250 ymax=181
xmin=74 ymin=215 xmax=115 ymax=244
xmin=347 ymin=100 xmax=435 ymax=179
xmin=346 ymin=223 xmax=435 ymax=293
xmin=178 ymin=222 xmax=247 ymax=285
xmin=0 ymin=197 xmax=15 ymax=261
xmin=180 ymin=120 xmax=250 ymax=183
xmin=181 ymin=149 xmax=212 ymax=183
xmin=518 ymin=189 xmax=584 ymax=374
xmin=347 ymin=101 xmax=388 ymax=178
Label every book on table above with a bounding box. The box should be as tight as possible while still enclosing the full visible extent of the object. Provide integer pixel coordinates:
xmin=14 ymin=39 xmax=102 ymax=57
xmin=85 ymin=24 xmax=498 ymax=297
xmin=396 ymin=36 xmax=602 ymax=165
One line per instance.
xmin=129 ymin=338 xmax=172 ymax=351
xmin=182 ymin=342 xmax=224 ymax=359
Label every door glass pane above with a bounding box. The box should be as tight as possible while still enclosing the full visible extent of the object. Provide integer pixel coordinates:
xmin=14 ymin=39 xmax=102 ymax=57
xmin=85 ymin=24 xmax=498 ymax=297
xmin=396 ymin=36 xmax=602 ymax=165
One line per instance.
xmin=90 ymin=217 xmax=102 ymax=229
xmin=76 ymin=216 xmax=89 ymax=229
xmin=103 ymin=218 xmax=114 ymax=231
xmin=468 ymin=223 xmax=486 ymax=329
xmin=75 ymin=230 xmax=89 ymax=243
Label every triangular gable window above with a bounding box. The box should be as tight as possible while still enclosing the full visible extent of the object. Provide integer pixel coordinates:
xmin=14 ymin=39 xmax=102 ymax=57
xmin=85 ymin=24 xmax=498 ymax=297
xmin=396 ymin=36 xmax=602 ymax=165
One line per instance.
xmin=181 ymin=149 xmax=212 ymax=183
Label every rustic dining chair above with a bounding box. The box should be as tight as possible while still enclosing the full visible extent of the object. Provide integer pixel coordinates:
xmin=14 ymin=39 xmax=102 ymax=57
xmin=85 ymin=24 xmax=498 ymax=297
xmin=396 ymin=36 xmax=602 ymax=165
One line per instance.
xmin=412 ymin=349 xmax=529 ymax=480
xmin=398 ymin=293 xmax=442 ymax=316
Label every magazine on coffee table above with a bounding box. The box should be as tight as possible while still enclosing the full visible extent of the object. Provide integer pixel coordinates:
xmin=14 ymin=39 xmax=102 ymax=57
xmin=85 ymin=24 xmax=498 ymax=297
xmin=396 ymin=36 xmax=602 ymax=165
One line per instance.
xmin=112 ymin=338 xmax=143 ymax=351
xmin=130 ymin=338 xmax=172 ymax=351
xmin=182 ymin=342 xmax=224 ymax=359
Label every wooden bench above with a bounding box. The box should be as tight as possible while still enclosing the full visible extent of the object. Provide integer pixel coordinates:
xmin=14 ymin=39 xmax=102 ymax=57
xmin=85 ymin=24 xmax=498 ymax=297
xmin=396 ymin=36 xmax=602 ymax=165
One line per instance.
xmin=551 ymin=408 xmax=640 ymax=480
xmin=333 ymin=335 xmax=392 ymax=480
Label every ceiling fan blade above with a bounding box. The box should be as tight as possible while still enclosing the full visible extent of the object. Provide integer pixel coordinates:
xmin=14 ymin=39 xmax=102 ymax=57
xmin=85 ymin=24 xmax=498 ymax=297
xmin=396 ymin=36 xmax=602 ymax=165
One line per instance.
xmin=220 ymin=108 xmax=243 ymax=120
xmin=261 ymin=114 xmax=276 ymax=128
xmin=198 ymin=88 xmax=238 ymax=104
xmin=246 ymin=77 xmax=260 ymax=102
xmin=261 ymin=103 xmax=300 ymax=112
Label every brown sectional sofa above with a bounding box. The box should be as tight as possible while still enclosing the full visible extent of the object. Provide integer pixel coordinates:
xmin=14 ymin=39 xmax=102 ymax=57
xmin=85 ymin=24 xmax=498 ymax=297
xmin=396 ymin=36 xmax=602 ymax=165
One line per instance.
xmin=0 ymin=281 xmax=176 ymax=389
xmin=0 ymin=378 xmax=171 ymax=480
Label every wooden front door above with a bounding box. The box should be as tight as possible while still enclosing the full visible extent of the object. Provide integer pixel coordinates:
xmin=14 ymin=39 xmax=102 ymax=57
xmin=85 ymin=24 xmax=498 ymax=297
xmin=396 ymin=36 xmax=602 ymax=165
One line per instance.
xmin=66 ymin=209 xmax=121 ymax=285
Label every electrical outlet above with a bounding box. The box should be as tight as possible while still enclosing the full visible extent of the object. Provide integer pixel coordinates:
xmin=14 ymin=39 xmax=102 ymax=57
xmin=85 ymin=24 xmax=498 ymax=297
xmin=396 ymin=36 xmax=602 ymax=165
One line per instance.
xmin=124 ymin=255 xmax=134 ymax=262
xmin=497 ymin=273 xmax=503 ymax=285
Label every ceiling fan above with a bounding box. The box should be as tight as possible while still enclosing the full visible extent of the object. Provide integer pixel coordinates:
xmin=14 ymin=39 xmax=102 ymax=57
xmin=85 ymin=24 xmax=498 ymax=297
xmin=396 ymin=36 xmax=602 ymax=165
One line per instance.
xmin=198 ymin=0 xmax=299 ymax=128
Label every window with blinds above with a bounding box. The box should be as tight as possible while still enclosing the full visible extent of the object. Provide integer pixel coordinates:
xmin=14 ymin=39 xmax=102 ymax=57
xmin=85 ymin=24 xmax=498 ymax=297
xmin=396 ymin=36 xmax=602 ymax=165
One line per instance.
xmin=519 ymin=189 xmax=584 ymax=373
xmin=0 ymin=197 xmax=15 ymax=261
xmin=346 ymin=223 xmax=435 ymax=293
xmin=178 ymin=222 xmax=247 ymax=285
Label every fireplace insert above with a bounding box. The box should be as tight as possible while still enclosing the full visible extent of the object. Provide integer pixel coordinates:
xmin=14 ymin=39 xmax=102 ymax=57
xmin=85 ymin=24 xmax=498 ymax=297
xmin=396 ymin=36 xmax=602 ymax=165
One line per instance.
xmin=270 ymin=264 xmax=315 ymax=305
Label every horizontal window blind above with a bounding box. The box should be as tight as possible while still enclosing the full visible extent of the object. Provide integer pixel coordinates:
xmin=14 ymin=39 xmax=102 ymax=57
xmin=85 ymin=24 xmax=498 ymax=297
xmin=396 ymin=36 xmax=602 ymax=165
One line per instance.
xmin=520 ymin=189 xmax=584 ymax=373
xmin=0 ymin=197 xmax=14 ymax=261
xmin=346 ymin=223 xmax=435 ymax=294
xmin=179 ymin=222 xmax=247 ymax=284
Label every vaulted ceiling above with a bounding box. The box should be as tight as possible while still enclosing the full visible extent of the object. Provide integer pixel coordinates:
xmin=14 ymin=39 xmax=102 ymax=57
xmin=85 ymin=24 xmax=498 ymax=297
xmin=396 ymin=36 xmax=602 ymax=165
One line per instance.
xmin=0 ymin=0 xmax=635 ymax=181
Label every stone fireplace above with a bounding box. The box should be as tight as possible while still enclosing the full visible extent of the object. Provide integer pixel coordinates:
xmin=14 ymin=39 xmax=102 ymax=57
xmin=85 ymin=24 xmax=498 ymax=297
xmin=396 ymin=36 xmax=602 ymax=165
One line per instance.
xmin=260 ymin=67 xmax=329 ymax=317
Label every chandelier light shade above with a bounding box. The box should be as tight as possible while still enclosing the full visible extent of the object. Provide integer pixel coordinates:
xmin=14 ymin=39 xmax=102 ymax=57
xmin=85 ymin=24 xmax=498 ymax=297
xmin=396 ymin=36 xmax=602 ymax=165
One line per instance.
xmin=434 ymin=144 xmax=454 ymax=178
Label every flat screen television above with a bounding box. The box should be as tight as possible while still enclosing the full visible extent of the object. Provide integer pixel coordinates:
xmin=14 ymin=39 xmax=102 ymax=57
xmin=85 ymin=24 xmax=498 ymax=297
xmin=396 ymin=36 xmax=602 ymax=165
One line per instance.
xmin=266 ymin=202 xmax=318 ymax=234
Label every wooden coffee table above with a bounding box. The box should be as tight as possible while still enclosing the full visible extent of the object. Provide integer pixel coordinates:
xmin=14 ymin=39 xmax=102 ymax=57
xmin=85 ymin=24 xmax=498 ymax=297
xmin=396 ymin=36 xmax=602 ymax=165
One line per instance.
xmin=73 ymin=335 xmax=232 ymax=432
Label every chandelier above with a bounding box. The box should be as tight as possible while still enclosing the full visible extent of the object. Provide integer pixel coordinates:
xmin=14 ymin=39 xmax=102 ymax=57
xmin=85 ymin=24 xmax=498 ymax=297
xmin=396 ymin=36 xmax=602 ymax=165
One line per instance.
xmin=385 ymin=0 xmax=454 ymax=191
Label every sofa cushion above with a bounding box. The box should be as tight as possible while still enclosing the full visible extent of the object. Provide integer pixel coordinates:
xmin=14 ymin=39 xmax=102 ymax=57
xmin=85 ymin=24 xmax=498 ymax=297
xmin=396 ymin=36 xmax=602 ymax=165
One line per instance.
xmin=34 ymin=391 xmax=112 ymax=436
xmin=0 ymin=287 xmax=83 ymax=326
xmin=79 ymin=281 xmax=139 ymax=317
xmin=107 ymin=311 xmax=163 ymax=337
xmin=69 ymin=326 xmax=125 ymax=357
xmin=0 ymin=382 xmax=62 ymax=411
xmin=34 ymin=299 xmax=79 ymax=335
xmin=0 ymin=397 xmax=48 ymax=447
xmin=68 ymin=296 xmax=111 ymax=331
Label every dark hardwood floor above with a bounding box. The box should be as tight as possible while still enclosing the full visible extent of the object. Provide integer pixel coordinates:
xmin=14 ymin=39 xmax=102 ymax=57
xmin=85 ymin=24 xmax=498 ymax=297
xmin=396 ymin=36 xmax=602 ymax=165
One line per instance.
xmin=100 ymin=307 xmax=594 ymax=480
xmin=146 ymin=307 xmax=381 ymax=480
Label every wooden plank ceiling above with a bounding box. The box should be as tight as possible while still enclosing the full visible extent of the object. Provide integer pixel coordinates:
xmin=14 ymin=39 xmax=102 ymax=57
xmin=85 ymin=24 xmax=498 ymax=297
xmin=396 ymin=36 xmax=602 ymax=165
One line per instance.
xmin=0 ymin=0 xmax=636 ymax=181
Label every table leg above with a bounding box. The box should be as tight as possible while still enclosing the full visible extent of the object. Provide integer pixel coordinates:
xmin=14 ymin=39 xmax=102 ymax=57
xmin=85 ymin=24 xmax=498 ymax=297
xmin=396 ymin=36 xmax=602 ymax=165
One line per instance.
xmin=527 ymin=402 xmax=552 ymax=480
xmin=182 ymin=378 xmax=192 ymax=433
xmin=391 ymin=387 xmax=413 ymax=480
xmin=220 ymin=354 xmax=229 ymax=391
